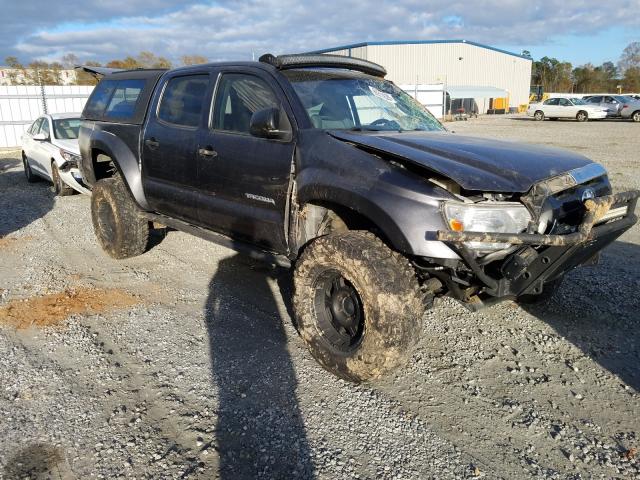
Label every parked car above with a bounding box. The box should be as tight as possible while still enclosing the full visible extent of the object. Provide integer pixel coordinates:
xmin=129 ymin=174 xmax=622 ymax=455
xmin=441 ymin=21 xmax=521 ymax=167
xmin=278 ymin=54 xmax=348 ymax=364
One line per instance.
xmin=527 ymin=97 xmax=607 ymax=121
xmin=78 ymin=56 xmax=638 ymax=383
xmin=21 ymin=113 xmax=90 ymax=195
xmin=583 ymin=95 xmax=640 ymax=122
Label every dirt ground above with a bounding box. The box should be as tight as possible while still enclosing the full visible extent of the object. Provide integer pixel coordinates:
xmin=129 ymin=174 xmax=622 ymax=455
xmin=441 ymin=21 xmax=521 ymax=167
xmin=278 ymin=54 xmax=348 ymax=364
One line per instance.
xmin=0 ymin=115 xmax=638 ymax=479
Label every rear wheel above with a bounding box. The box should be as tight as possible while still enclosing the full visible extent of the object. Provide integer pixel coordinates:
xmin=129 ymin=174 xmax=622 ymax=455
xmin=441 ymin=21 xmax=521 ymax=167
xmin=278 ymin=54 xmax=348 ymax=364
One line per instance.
xmin=22 ymin=154 xmax=38 ymax=183
xmin=51 ymin=162 xmax=74 ymax=196
xmin=293 ymin=231 xmax=425 ymax=383
xmin=576 ymin=110 xmax=588 ymax=122
xmin=632 ymin=110 xmax=640 ymax=122
xmin=91 ymin=175 xmax=149 ymax=259
xmin=534 ymin=110 xmax=544 ymax=121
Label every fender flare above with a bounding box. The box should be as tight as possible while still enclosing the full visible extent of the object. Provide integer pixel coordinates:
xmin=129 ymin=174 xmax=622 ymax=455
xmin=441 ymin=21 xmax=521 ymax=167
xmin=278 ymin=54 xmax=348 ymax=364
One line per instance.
xmin=90 ymin=130 xmax=150 ymax=210
xmin=296 ymin=183 xmax=413 ymax=254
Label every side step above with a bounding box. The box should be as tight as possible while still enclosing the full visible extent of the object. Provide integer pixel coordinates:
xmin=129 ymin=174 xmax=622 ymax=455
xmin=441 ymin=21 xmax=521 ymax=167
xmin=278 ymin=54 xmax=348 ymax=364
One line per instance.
xmin=143 ymin=212 xmax=292 ymax=268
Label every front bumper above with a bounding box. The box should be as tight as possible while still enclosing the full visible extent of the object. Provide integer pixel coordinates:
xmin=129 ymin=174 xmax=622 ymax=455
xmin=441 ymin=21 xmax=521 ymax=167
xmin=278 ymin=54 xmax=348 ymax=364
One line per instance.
xmin=436 ymin=191 xmax=639 ymax=299
xmin=59 ymin=168 xmax=91 ymax=195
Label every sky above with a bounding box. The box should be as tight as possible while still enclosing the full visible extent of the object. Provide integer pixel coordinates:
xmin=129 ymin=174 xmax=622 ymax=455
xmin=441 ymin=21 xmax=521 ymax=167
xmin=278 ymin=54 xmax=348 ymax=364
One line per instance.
xmin=1 ymin=0 xmax=639 ymax=67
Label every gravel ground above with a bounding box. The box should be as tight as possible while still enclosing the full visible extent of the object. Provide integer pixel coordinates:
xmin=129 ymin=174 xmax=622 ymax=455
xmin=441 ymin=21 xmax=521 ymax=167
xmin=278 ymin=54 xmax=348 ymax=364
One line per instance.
xmin=0 ymin=115 xmax=638 ymax=479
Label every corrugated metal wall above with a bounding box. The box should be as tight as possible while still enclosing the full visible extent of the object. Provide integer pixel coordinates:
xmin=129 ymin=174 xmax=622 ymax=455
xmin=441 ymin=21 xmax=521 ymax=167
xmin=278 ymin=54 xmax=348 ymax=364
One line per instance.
xmin=328 ymin=42 xmax=532 ymax=112
xmin=0 ymin=85 xmax=93 ymax=148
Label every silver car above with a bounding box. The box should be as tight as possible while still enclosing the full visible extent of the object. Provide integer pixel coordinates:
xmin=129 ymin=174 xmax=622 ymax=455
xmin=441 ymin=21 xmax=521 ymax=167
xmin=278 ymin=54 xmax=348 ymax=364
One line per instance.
xmin=584 ymin=95 xmax=640 ymax=122
xmin=21 ymin=113 xmax=90 ymax=195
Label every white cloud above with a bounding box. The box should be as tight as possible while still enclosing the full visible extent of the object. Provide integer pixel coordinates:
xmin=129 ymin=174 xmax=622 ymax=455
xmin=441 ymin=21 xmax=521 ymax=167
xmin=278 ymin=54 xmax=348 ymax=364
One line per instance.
xmin=3 ymin=0 xmax=640 ymax=64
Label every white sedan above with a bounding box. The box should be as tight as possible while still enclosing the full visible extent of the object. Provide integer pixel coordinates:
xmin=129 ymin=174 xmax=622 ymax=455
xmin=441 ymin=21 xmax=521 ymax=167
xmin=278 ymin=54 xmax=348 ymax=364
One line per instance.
xmin=527 ymin=97 xmax=607 ymax=122
xmin=21 ymin=113 xmax=90 ymax=195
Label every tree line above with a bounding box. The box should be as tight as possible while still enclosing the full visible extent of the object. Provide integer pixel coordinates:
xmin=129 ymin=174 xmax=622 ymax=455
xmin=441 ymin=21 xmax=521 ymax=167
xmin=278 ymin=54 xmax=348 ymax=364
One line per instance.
xmin=530 ymin=42 xmax=640 ymax=93
xmin=4 ymin=42 xmax=640 ymax=92
xmin=2 ymin=51 xmax=208 ymax=86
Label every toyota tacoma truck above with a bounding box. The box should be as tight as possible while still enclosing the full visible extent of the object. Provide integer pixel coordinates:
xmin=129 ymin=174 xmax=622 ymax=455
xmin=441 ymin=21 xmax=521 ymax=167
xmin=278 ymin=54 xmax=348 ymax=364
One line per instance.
xmin=77 ymin=55 xmax=639 ymax=382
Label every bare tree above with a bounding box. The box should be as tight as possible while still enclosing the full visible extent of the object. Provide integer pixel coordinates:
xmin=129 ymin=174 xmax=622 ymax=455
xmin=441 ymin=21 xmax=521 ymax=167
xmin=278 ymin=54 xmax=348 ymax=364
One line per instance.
xmin=619 ymin=42 xmax=640 ymax=73
xmin=181 ymin=55 xmax=208 ymax=66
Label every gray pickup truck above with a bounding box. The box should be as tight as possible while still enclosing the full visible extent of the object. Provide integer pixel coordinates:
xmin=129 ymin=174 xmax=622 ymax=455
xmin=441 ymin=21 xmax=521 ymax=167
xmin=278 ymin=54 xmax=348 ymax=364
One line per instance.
xmin=77 ymin=55 xmax=638 ymax=382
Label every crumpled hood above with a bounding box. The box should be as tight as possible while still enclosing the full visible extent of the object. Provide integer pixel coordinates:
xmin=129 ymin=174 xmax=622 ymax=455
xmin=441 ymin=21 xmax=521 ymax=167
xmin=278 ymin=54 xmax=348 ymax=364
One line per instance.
xmin=55 ymin=138 xmax=80 ymax=155
xmin=329 ymin=130 xmax=594 ymax=192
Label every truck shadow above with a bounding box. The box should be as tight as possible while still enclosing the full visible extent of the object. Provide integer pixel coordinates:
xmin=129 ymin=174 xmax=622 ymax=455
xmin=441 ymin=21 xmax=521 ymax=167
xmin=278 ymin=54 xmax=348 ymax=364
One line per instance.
xmin=521 ymin=240 xmax=640 ymax=391
xmin=0 ymin=159 xmax=55 ymax=237
xmin=204 ymin=252 xmax=314 ymax=479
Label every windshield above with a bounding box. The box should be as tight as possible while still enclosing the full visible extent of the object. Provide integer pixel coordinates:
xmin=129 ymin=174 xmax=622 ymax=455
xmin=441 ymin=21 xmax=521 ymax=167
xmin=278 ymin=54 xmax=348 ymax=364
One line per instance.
xmin=613 ymin=95 xmax=630 ymax=103
xmin=53 ymin=118 xmax=81 ymax=139
xmin=284 ymin=69 xmax=444 ymax=132
xmin=570 ymin=98 xmax=587 ymax=105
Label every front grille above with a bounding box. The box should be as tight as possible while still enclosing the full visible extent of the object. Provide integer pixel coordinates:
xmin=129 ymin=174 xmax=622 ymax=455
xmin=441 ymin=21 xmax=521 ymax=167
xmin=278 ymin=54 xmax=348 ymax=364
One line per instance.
xmin=543 ymin=176 xmax=612 ymax=234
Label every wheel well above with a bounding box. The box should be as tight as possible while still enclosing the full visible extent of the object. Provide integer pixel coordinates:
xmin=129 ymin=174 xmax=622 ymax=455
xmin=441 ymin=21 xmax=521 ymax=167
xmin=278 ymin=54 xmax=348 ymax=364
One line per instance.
xmin=92 ymin=149 xmax=117 ymax=181
xmin=296 ymin=201 xmax=391 ymax=253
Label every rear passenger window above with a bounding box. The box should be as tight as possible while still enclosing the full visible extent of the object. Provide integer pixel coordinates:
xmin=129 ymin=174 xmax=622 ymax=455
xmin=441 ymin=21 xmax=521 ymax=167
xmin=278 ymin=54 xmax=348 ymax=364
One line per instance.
xmin=104 ymin=80 xmax=145 ymax=119
xmin=83 ymin=78 xmax=146 ymax=120
xmin=84 ymin=80 xmax=117 ymax=118
xmin=158 ymin=75 xmax=209 ymax=127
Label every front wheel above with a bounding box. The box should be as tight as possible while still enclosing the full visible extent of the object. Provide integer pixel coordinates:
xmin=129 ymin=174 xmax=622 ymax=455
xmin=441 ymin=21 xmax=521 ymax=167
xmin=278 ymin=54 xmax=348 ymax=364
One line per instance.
xmin=51 ymin=163 xmax=74 ymax=196
xmin=576 ymin=111 xmax=588 ymax=122
xmin=293 ymin=231 xmax=424 ymax=383
xmin=91 ymin=175 xmax=149 ymax=259
xmin=631 ymin=110 xmax=640 ymax=122
xmin=534 ymin=110 xmax=544 ymax=121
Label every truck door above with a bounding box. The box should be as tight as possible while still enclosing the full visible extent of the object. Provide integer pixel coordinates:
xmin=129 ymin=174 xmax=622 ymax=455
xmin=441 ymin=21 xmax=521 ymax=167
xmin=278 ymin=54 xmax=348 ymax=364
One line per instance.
xmin=195 ymin=70 xmax=295 ymax=254
xmin=142 ymin=72 xmax=212 ymax=222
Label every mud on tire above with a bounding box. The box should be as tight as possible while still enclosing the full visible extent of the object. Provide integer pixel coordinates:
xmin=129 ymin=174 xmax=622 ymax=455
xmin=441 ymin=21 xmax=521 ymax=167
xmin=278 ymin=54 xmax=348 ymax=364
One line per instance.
xmin=91 ymin=175 xmax=149 ymax=259
xmin=293 ymin=231 xmax=424 ymax=383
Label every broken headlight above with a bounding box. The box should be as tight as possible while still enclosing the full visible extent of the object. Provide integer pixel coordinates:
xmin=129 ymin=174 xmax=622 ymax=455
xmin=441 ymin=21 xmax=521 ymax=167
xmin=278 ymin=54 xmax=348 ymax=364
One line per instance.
xmin=59 ymin=148 xmax=81 ymax=169
xmin=442 ymin=201 xmax=532 ymax=252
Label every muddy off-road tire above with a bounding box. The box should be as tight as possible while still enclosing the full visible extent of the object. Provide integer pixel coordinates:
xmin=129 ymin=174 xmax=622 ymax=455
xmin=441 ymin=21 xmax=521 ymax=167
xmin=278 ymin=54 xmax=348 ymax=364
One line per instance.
xmin=91 ymin=175 xmax=149 ymax=259
xmin=517 ymin=277 xmax=564 ymax=306
xmin=293 ymin=231 xmax=424 ymax=383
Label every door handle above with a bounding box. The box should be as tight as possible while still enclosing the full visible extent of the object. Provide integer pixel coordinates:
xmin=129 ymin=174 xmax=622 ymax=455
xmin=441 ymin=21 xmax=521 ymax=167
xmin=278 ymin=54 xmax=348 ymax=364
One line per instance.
xmin=198 ymin=147 xmax=218 ymax=158
xmin=145 ymin=138 xmax=159 ymax=150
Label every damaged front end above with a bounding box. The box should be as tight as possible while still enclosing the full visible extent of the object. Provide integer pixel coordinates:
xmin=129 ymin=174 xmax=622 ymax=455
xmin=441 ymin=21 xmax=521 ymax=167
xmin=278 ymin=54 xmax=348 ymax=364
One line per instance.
xmin=427 ymin=165 xmax=639 ymax=309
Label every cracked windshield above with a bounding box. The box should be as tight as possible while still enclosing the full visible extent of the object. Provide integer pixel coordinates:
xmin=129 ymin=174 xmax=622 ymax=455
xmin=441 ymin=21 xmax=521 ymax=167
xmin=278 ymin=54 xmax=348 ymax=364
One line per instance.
xmin=284 ymin=70 xmax=444 ymax=132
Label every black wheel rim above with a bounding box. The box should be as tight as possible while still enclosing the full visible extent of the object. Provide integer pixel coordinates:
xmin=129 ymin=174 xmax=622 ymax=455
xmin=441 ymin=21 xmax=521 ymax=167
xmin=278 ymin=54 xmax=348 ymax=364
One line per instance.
xmin=313 ymin=270 xmax=364 ymax=352
xmin=96 ymin=199 xmax=117 ymax=246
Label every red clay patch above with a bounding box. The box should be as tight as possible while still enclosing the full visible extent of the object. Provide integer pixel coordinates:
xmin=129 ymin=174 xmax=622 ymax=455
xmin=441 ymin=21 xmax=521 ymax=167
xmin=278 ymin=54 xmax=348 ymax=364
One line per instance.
xmin=0 ymin=287 xmax=140 ymax=329
xmin=0 ymin=235 xmax=31 ymax=250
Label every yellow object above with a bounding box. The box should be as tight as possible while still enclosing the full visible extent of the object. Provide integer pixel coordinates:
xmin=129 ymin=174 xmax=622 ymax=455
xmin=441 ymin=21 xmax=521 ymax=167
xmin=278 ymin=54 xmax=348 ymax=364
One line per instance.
xmin=449 ymin=219 xmax=464 ymax=231
xmin=493 ymin=97 xmax=508 ymax=110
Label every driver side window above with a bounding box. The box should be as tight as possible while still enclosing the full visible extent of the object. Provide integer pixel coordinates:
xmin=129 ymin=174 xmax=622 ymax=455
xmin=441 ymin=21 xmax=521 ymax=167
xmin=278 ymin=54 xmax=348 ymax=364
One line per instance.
xmin=211 ymin=74 xmax=284 ymax=134
xmin=558 ymin=99 xmax=571 ymax=106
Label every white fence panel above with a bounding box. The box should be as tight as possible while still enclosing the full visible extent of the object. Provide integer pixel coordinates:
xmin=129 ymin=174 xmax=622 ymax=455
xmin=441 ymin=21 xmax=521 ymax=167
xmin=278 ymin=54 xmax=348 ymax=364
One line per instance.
xmin=399 ymin=83 xmax=445 ymax=119
xmin=0 ymin=85 xmax=94 ymax=148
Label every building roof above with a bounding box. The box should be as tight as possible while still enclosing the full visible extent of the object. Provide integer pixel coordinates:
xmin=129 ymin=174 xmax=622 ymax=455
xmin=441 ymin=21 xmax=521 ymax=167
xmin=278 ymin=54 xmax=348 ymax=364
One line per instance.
xmin=307 ymin=40 xmax=531 ymax=60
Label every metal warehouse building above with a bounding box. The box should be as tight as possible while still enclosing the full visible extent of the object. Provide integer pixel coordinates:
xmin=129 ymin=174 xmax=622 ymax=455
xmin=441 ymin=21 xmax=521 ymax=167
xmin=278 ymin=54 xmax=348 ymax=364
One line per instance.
xmin=309 ymin=40 xmax=532 ymax=117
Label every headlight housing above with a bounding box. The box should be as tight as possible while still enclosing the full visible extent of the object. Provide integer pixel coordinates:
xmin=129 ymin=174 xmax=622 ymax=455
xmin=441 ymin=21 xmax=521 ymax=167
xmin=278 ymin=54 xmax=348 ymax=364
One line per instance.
xmin=59 ymin=149 xmax=81 ymax=168
xmin=442 ymin=201 xmax=532 ymax=252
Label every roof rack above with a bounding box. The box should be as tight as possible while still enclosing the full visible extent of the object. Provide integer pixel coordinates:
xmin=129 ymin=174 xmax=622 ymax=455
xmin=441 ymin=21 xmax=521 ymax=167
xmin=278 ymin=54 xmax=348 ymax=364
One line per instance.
xmin=259 ymin=53 xmax=387 ymax=77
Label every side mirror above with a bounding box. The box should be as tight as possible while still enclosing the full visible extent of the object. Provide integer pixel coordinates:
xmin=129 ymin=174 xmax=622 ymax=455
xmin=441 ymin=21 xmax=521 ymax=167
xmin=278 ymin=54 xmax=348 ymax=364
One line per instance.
xmin=32 ymin=133 xmax=47 ymax=141
xmin=249 ymin=107 xmax=289 ymax=139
